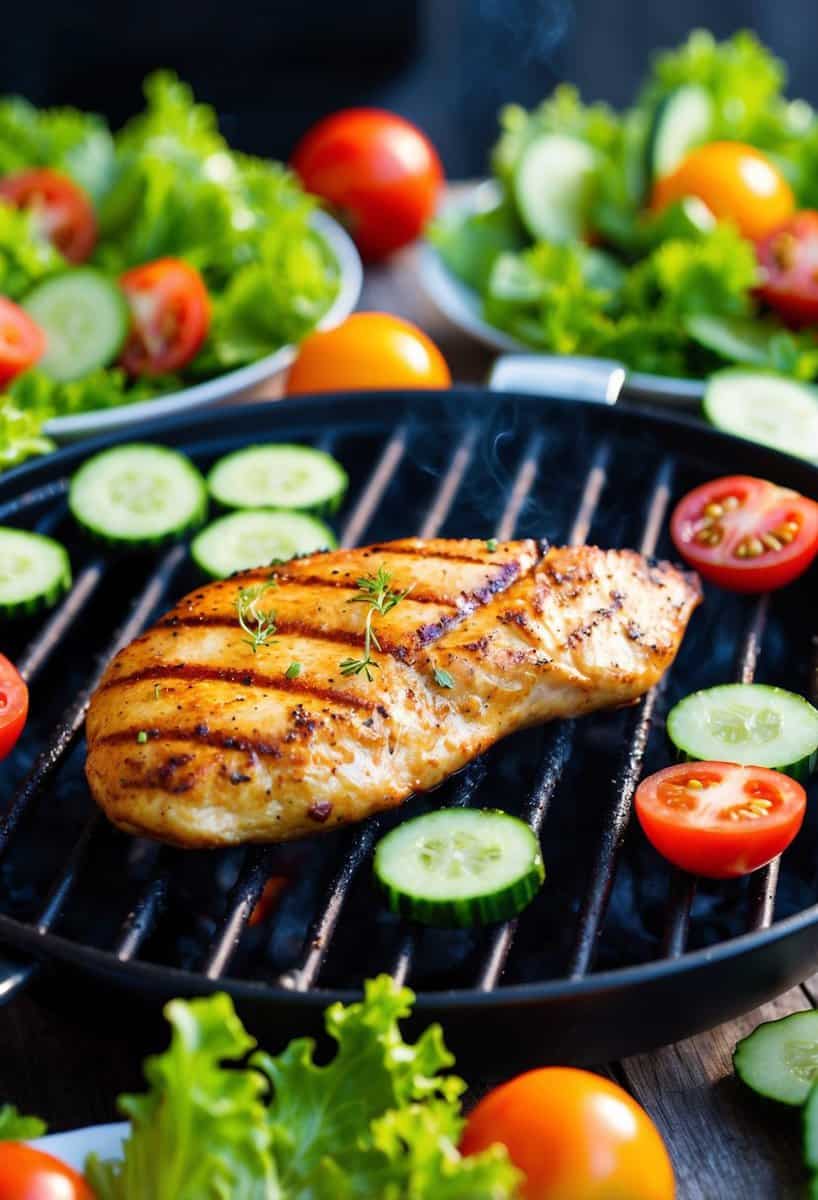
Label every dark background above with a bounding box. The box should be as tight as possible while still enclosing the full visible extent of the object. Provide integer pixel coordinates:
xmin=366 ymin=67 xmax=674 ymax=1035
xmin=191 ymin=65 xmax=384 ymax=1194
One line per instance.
xmin=2 ymin=1 xmax=817 ymax=177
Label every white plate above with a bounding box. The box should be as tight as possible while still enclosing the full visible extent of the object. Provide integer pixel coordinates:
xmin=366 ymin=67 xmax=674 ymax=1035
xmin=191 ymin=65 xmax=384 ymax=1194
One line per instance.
xmin=43 ymin=210 xmax=363 ymax=441
xmin=419 ymin=183 xmax=704 ymax=407
xmin=30 ymin=1122 xmax=128 ymax=1170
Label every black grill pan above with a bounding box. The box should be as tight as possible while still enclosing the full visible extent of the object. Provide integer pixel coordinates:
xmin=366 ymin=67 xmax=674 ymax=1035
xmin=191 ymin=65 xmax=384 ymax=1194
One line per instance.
xmin=1 ymin=386 xmax=818 ymax=1068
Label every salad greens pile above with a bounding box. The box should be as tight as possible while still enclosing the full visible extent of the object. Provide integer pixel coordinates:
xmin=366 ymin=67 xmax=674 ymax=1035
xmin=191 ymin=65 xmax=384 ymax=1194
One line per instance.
xmin=431 ymin=29 xmax=818 ymax=381
xmin=0 ymin=73 xmax=339 ymax=473
xmin=3 ymin=977 xmax=521 ymax=1198
xmin=0 ymin=1104 xmax=46 ymax=1141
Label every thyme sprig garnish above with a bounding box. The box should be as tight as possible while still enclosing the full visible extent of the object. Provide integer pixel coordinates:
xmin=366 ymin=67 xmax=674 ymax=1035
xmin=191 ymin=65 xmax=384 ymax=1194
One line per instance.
xmin=236 ymin=578 xmax=278 ymax=654
xmin=340 ymin=565 xmax=412 ymax=681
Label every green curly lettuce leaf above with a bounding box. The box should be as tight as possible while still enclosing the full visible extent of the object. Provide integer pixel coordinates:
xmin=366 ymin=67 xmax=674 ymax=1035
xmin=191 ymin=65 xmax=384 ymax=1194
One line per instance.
xmin=0 ymin=1103 xmax=47 ymax=1141
xmin=85 ymin=993 xmax=280 ymax=1200
xmin=0 ymin=96 xmax=115 ymax=200
xmin=0 ymin=204 xmax=64 ymax=300
xmin=0 ymin=396 xmax=54 ymax=472
xmin=86 ymin=979 xmax=520 ymax=1200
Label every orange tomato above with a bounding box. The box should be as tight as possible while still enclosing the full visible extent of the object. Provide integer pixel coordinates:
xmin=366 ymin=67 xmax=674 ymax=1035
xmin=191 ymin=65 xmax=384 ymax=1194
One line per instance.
xmin=650 ymin=142 xmax=794 ymax=241
xmin=285 ymin=312 xmax=451 ymax=395
xmin=461 ymin=1067 xmax=674 ymax=1200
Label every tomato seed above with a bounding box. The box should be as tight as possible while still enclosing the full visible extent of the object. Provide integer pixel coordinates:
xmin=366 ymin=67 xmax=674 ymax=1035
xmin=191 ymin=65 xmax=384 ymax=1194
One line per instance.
xmin=761 ymin=532 xmax=782 ymax=551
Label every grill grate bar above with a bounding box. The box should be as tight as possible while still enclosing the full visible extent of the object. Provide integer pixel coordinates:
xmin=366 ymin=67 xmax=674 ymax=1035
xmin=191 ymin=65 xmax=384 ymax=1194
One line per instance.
xmin=202 ymin=848 xmax=277 ymax=978
xmin=201 ymin=424 xmax=480 ymax=983
xmin=0 ymin=544 xmax=187 ymax=857
xmin=567 ymin=458 xmax=675 ymax=980
xmin=661 ymin=594 xmax=772 ymax=951
xmin=339 ymin=426 xmax=409 ymax=548
xmin=17 ymin=560 xmax=106 ymax=685
xmin=36 ymin=815 xmax=102 ymax=934
xmin=475 ymin=724 xmax=575 ymax=990
xmin=115 ymin=870 xmax=170 ymax=962
xmin=278 ymin=424 xmax=546 ymax=992
xmin=0 ymin=478 xmax=67 ymax=525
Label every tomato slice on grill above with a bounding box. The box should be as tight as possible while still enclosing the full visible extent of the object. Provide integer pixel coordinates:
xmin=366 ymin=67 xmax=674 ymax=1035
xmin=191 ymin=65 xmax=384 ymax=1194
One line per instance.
xmin=0 ymin=167 xmax=97 ymax=263
xmin=119 ymin=257 xmax=210 ymax=376
xmin=635 ymin=761 xmax=806 ymax=878
xmin=670 ymin=474 xmax=818 ymax=592
xmin=0 ymin=654 xmax=28 ymax=761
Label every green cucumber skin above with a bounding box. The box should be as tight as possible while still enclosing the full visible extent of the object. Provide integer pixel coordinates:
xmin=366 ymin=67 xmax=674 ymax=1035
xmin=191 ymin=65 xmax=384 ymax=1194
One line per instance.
xmin=805 ymin=1083 xmax=818 ymax=1171
xmin=377 ymin=867 xmax=544 ymax=928
xmin=673 ymin=744 xmax=817 ymax=784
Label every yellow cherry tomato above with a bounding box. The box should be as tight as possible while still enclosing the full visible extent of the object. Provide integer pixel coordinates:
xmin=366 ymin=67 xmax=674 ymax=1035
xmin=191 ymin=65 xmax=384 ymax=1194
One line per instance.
xmin=461 ymin=1067 xmax=675 ymax=1200
xmin=285 ymin=312 xmax=451 ymax=394
xmin=650 ymin=141 xmax=794 ymax=240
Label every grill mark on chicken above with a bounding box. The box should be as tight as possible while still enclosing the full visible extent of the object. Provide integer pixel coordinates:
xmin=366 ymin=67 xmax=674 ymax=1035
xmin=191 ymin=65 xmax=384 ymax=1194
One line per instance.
xmin=97 ymin=726 xmax=299 ymax=759
xmin=97 ymin=663 xmax=376 ymax=711
xmin=363 ymin=545 xmax=497 ymax=565
xmin=228 ymin=571 xmax=463 ymax=606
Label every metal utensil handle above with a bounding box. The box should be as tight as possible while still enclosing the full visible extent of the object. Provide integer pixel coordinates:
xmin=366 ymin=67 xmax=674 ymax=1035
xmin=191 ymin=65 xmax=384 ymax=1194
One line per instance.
xmin=488 ymin=354 xmax=627 ymax=405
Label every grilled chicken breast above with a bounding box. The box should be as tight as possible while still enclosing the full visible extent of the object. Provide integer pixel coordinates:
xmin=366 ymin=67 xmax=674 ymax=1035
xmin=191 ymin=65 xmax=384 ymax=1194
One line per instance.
xmin=85 ymin=538 xmax=701 ymax=847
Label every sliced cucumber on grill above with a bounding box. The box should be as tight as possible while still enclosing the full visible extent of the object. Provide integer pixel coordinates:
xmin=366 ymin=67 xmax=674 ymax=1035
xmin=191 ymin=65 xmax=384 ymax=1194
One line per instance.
xmin=703 ymin=370 xmax=818 ymax=462
xmin=207 ymin=444 xmax=348 ymax=515
xmin=647 ymin=84 xmax=713 ymax=179
xmin=667 ymin=683 xmax=818 ymax=781
xmin=69 ymin=443 xmax=207 ymax=547
xmin=191 ymin=509 xmax=337 ymax=578
xmin=735 ymin=1010 xmax=818 ymax=1105
xmin=374 ymin=808 xmax=545 ymax=927
xmin=0 ymin=527 xmax=72 ymax=618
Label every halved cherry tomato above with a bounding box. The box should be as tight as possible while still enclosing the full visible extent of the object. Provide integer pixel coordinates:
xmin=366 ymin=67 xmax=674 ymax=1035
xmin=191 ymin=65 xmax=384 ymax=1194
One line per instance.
xmin=119 ymin=258 xmax=210 ymax=376
xmin=0 ymin=654 xmax=28 ymax=761
xmin=0 ymin=297 xmax=45 ymax=386
xmin=650 ymin=142 xmax=794 ymax=241
xmin=0 ymin=1142 xmax=95 ymax=1199
xmin=670 ymin=475 xmax=818 ymax=593
xmin=0 ymin=168 xmax=97 ymax=263
xmin=285 ymin=311 xmax=451 ymax=394
xmin=635 ymin=762 xmax=805 ymax=879
xmin=756 ymin=210 xmax=818 ymax=326
xmin=461 ymin=1067 xmax=674 ymax=1200
xmin=291 ymin=108 xmax=443 ymax=260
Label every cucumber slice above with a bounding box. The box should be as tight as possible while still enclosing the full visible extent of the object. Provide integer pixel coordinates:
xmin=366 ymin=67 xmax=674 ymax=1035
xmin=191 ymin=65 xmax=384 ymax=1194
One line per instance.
xmin=69 ymin=444 xmax=207 ymax=547
xmin=667 ymin=684 xmax=818 ymax=781
xmin=805 ymin=1082 xmax=818 ymax=1170
xmin=703 ymin=370 xmax=818 ymax=462
xmin=648 ymin=84 xmax=714 ymax=179
xmin=23 ymin=270 xmax=129 ymax=382
xmin=734 ymin=1010 xmax=818 ymax=1106
xmin=191 ymin=509 xmax=337 ymax=578
xmin=373 ymin=808 xmax=545 ymax=927
xmin=513 ymin=133 xmax=598 ymax=243
xmin=686 ymin=315 xmax=773 ymax=367
xmin=0 ymin=527 xmax=72 ymax=618
xmin=207 ymin=444 xmax=348 ymax=514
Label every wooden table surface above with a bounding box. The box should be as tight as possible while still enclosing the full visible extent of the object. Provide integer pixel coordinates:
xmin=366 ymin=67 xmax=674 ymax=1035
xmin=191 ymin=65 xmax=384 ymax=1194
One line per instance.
xmin=1 ymin=247 xmax=815 ymax=1199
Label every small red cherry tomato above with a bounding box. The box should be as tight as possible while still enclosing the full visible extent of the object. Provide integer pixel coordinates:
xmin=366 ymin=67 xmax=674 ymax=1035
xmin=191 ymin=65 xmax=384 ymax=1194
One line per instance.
xmin=0 ymin=168 xmax=97 ymax=263
xmin=635 ymin=762 xmax=806 ymax=878
xmin=756 ymin=210 xmax=818 ymax=326
xmin=0 ymin=297 xmax=45 ymax=386
xmin=119 ymin=257 xmax=210 ymax=376
xmin=670 ymin=475 xmax=818 ymax=593
xmin=291 ymin=108 xmax=443 ymax=260
xmin=0 ymin=1142 xmax=95 ymax=1199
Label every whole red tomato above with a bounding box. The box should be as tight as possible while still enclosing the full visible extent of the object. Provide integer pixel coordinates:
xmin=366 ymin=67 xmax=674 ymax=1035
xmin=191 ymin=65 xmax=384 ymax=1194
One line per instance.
xmin=291 ymin=108 xmax=443 ymax=260
xmin=0 ymin=1143 xmax=95 ymax=1199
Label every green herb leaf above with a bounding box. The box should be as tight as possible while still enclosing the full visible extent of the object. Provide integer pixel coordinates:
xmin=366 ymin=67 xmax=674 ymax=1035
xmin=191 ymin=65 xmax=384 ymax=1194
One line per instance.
xmin=136 ymin=731 xmax=148 ymax=745
xmin=340 ymin=567 xmax=412 ymax=681
xmin=0 ymin=1103 xmax=47 ymax=1141
xmin=433 ymin=668 xmax=455 ymax=689
xmin=285 ymin=662 xmax=302 ymax=680
xmin=237 ymin=579 xmax=278 ymax=654
xmin=485 ymin=538 xmax=498 ymax=552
